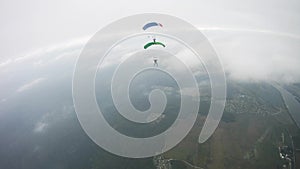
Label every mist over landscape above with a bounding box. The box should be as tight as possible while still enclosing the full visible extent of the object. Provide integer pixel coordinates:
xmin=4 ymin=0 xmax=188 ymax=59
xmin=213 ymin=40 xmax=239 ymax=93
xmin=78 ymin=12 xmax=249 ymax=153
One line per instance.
xmin=1 ymin=0 xmax=300 ymax=169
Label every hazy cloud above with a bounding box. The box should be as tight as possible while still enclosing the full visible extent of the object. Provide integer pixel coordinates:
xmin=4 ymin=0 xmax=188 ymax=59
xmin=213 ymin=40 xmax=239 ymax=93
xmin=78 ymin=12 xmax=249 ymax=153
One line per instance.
xmin=33 ymin=105 xmax=74 ymax=133
xmin=202 ymin=28 xmax=300 ymax=83
xmin=0 ymin=27 xmax=299 ymax=84
xmin=33 ymin=121 xmax=48 ymax=133
xmin=16 ymin=78 xmax=46 ymax=93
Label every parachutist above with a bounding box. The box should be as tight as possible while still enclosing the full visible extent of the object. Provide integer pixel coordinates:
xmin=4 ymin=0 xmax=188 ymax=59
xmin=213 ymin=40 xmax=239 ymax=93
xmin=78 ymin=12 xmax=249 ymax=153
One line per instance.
xmin=153 ymin=57 xmax=158 ymax=67
xmin=154 ymin=59 xmax=158 ymax=67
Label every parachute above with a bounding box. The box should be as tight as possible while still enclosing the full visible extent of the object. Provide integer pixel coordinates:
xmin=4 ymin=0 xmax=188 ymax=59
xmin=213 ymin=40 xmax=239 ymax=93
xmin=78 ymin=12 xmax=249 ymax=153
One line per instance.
xmin=142 ymin=22 xmax=166 ymax=50
xmin=142 ymin=22 xmax=163 ymax=30
xmin=144 ymin=41 xmax=166 ymax=49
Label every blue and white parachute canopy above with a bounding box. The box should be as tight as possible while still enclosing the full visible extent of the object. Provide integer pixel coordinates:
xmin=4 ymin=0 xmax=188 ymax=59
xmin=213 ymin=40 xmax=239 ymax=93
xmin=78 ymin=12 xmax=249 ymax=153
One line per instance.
xmin=142 ymin=22 xmax=163 ymax=30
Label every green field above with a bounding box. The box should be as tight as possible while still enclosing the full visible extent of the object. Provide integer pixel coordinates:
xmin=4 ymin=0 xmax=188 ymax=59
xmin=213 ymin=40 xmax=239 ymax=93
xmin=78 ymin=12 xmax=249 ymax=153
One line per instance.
xmin=164 ymin=82 xmax=299 ymax=169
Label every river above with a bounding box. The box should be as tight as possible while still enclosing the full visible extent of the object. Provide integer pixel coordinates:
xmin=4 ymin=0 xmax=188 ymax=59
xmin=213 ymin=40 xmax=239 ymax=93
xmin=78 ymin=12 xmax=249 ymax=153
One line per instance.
xmin=272 ymin=83 xmax=300 ymax=128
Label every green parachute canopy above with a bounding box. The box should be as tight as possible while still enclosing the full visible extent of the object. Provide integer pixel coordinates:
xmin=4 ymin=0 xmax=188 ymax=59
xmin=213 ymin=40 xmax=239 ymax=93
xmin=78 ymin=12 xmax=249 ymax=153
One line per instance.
xmin=144 ymin=41 xmax=166 ymax=49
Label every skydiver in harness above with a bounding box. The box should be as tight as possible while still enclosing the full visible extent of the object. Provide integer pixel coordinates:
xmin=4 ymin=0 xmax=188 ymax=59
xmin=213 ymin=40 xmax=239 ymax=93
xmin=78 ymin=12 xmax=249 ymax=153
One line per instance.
xmin=153 ymin=56 xmax=158 ymax=67
xmin=152 ymin=38 xmax=158 ymax=67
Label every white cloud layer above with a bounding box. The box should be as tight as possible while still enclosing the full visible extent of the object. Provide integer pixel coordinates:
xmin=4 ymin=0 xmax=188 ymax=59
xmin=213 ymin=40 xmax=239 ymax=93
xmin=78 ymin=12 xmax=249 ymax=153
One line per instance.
xmin=16 ymin=78 xmax=46 ymax=93
xmin=1 ymin=0 xmax=299 ymax=84
xmin=201 ymin=27 xmax=300 ymax=83
xmin=0 ymin=27 xmax=299 ymax=85
xmin=33 ymin=122 xmax=48 ymax=133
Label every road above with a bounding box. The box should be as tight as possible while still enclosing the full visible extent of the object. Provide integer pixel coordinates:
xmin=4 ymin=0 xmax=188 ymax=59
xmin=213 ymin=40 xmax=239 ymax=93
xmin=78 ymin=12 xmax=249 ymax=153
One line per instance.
xmin=167 ymin=159 xmax=203 ymax=169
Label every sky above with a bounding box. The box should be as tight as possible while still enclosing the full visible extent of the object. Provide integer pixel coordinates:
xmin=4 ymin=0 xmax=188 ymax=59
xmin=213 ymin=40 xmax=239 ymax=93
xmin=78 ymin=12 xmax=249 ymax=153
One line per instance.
xmin=0 ymin=0 xmax=300 ymax=83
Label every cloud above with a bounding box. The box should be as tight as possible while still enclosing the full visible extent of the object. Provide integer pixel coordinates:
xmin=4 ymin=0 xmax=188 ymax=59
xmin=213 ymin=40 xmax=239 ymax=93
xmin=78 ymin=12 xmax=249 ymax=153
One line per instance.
xmin=0 ymin=98 xmax=7 ymax=102
xmin=199 ymin=26 xmax=300 ymax=40
xmin=16 ymin=78 xmax=46 ymax=93
xmin=94 ymin=27 xmax=300 ymax=84
xmin=33 ymin=122 xmax=48 ymax=133
xmin=1 ymin=25 xmax=299 ymax=84
xmin=33 ymin=105 xmax=74 ymax=134
xmin=200 ymin=27 xmax=300 ymax=83
xmin=0 ymin=36 xmax=90 ymax=70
